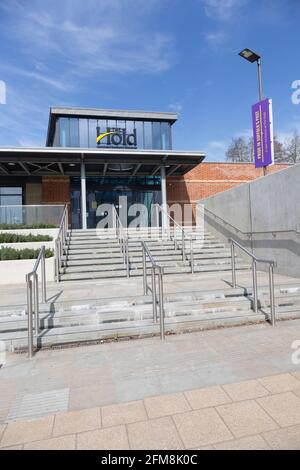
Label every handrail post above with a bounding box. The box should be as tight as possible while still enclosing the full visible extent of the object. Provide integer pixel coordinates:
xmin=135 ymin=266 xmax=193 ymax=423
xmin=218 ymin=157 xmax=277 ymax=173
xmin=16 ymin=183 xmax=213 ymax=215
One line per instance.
xmin=55 ymin=239 xmax=60 ymax=282
xmin=26 ymin=275 xmax=34 ymax=358
xmin=151 ymin=267 xmax=158 ymax=323
xmin=252 ymin=260 xmax=258 ymax=313
xmin=126 ymin=238 xmax=130 ymax=278
xmin=142 ymin=246 xmax=147 ymax=295
xmin=269 ymin=264 xmax=276 ymax=326
xmin=190 ymin=237 xmax=194 ymax=274
xmin=182 ymin=230 xmax=185 ymax=261
xmin=41 ymin=245 xmax=46 ymax=303
xmin=33 ymin=273 xmax=39 ymax=338
xmin=158 ymin=267 xmax=165 ymax=340
xmin=231 ymin=241 xmax=236 ymax=288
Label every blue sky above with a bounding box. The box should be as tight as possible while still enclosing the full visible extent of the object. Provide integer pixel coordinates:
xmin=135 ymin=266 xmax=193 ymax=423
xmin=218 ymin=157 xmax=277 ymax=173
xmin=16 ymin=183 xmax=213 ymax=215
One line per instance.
xmin=0 ymin=0 xmax=299 ymax=160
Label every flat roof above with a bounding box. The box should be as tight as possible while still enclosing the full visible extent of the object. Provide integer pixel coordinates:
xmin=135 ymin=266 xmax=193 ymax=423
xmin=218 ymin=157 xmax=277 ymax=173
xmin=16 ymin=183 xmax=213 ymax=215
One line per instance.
xmin=46 ymin=107 xmax=178 ymax=146
xmin=0 ymin=147 xmax=205 ymax=177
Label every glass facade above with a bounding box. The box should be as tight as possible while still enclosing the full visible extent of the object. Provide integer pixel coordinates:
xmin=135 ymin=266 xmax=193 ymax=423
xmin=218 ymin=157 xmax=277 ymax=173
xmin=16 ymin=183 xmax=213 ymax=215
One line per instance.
xmin=52 ymin=117 xmax=172 ymax=150
xmin=71 ymin=176 xmax=162 ymax=228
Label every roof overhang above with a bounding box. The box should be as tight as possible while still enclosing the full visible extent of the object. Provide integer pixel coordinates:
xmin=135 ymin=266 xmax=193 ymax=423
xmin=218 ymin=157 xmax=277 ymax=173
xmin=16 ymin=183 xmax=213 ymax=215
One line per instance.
xmin=0 ymin=147 xmax=205 ymax=177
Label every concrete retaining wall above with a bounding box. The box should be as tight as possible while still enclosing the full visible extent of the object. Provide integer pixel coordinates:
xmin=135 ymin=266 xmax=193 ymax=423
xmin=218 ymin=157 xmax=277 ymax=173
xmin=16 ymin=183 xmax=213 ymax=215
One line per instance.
xmin=0 ymin=257 xmax=55 ymax=285
xmin=199 ymin=164 xmax=300 ymax=278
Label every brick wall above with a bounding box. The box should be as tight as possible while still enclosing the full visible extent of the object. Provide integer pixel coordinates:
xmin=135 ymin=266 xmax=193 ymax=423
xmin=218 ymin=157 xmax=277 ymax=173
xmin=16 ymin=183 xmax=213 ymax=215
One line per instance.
xmin=167 ymin=162 xmax=290 ymax=222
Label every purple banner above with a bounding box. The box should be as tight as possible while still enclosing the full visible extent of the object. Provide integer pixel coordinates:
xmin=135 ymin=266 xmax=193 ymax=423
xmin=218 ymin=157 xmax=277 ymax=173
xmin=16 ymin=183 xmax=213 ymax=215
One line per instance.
xmin=252 ymin=98 xmax=274 ymax=168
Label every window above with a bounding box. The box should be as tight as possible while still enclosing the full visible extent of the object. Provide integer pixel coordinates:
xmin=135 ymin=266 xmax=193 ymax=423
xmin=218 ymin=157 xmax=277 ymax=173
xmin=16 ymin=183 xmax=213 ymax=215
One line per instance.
xmin=79 ymin=119 xmax=89 ymax=147
xmin=70 ymin=118 xmax=79 ymax=147
xmin=152 ymin=122 xmax=161 ymax=150
xmin=161 ymin=122 xmax=171 ymax=150
xmin=59 ymin=118 xmax=70 ymax=147
xmin=0 ymin=187 xmax=23 ymax=205
xmin=144 ymin=122 xmax=152 ymax=149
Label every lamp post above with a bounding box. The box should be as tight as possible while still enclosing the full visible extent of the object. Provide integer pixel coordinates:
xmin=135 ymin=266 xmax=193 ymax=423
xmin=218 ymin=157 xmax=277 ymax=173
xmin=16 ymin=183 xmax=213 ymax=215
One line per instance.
xmin=239 ymin=48 xmax=266 ymax=174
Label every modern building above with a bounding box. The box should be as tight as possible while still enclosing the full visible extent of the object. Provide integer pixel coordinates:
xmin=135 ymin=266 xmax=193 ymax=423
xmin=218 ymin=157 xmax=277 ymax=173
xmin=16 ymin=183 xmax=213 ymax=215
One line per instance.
xmin=0 ymin=107 xmax=205 ymax=229
xmin=0 ymin=106 xmax=289 ymax=228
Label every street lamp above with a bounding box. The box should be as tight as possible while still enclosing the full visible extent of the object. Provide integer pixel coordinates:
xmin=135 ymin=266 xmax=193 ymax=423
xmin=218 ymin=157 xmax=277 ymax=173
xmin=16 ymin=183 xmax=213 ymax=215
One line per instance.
xmin=239 ymin=48 xmax=263 ymax=101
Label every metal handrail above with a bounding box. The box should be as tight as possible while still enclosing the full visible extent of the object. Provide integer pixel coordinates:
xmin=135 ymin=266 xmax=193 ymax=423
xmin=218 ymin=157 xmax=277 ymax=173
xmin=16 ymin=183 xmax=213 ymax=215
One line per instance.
xmin=26 ymin=245 xmax=47 ymax=358
xmin=55 ymin=205 xmax=69 ymax=282
xmin=112 ymin=207 xmax=129 ymax=277
xmin=141 ymin=240 xmax=165 ymax=340
xmin=204 ymin=206 xmax=300 ymax=237
xmin=158 ymin=206 xmax=194 ymax=274
xmin=230 ymin=238 xmax=276 ymax=326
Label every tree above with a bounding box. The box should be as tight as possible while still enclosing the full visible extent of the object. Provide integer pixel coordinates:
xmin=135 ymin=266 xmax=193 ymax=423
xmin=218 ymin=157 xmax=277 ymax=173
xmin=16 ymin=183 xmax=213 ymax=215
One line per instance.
xmin=273 ymin=135 xmax=287 ymax=162
xmin=226 ymin=137 xmax=251 ymax=162
xmin=285 ymin=129 xmax=300 ymax=163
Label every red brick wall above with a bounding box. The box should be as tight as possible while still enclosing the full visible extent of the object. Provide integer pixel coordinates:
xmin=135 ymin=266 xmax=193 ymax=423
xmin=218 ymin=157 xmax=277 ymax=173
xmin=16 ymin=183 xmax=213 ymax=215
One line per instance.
xmin=167 ymin=162 xmax=290 ymax=222
xmin=167 ymin=162 xmax=290 ymax=204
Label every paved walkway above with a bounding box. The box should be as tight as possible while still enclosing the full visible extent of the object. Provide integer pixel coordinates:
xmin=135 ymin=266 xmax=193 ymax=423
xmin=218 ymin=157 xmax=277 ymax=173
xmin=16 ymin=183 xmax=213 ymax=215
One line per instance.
xmin=0 ymin=270 xmax=299 ymax=308
xmin=0 ymin=371 xmax=300 ymax=449
xmin=1 ymin=318 xmax=300 ymax=449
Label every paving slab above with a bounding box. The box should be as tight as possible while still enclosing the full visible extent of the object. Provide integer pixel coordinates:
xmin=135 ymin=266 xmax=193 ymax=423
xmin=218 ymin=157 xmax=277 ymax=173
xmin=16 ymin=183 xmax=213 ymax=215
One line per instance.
xmin=258 ymin=373 xmax=300 ymax=394
xmin=222 ymin=379 xmax=269 ymax=402
xmin=257 ymin=392 xmax=300 ymax=427
xmin=53 ymin=408 xmax=101 ymax=437
xmin=214 ymin=435 xmax=270 ymax=450
xmin=0 ymin=415 xmax=54 ymax=448
xmin=127 ymin=416 xmax=184 ymax=450
xmin=263 ymin=424 xmax=300 ymax=450
xmin=23 ymin=435 xmax=76 ymax=450
xmin=144 ymin=393 xmax=191 ymax=419
xmin=101 ymin=401 xmax=147 ymax=428
xmin=216 ymin=400 xmax=278 ymax=438
xmin=173 ymin=408 xmax=233 ymax=448
xmin=184 ymin=385 xmax=231 ymax=410
xmin=76 ymin=425 xmax=129 ymax=450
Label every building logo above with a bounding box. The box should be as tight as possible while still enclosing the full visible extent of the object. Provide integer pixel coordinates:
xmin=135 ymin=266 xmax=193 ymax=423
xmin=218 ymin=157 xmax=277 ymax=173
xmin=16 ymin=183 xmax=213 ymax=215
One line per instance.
xmin=96 ymin=127 xmax=137 ymax=147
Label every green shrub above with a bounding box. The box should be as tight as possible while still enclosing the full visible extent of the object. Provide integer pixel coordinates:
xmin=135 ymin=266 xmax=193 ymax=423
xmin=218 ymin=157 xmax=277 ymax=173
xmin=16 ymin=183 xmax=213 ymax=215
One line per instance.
xmin=0 ymin=233 xmax=53 ymax=243
xmin=0 ymin=223 xmax=57 ymax=230
xmin=0 ymin=247 xmax=53 ymax=261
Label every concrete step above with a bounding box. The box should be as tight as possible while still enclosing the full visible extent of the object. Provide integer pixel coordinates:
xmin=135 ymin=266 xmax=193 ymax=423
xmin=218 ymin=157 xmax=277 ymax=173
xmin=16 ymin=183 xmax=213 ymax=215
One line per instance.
xmin=59 ymin=263 xmax=250 ymax=281
xmin=3 ymin=304 xmax=300 ymax=351
xmin=66 ymin=242 xmax=226 ymax=254
xmin=64 ymin=247 xmax=233 ymax=261
xmin=64 ymin=252 xmax=236 ymax=267
xmin=62 ymin=257 xmax=246 ymax=272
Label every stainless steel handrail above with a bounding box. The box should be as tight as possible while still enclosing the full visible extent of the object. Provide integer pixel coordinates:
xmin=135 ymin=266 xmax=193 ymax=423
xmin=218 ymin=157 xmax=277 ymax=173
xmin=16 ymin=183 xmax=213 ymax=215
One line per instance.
xmin=141 ymin=240 xmax=165 ymax=340
xmin=26 ymin=245 xmax=47 ymax=358
xmin=230 ymin=238 xmax=276 ymax=326
xmin=113 ymin=207 xmax=129 ymax=277
xmin=204 ymin=207 xmax=300 ymax=237
xmin=55 ymin=205 xmax=69 ymax=282
xmin=158 ymin=206 xmax=194 ymax=273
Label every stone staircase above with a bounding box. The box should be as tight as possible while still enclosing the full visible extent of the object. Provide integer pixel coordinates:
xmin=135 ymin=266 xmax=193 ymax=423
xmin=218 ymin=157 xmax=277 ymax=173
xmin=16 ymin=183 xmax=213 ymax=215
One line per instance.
xmin=59 ymin=227 xmax=249 ymax=281
xmin=1 ymin=283 xmax=300 ymax=351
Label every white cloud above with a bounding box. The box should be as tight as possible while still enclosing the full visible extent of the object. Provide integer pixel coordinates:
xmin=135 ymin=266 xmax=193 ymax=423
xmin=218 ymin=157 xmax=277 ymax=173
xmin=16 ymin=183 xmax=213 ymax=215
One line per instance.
xmin=204 ymin=30 xmax=228 ymax=46
xmin=2 ymin=0 xmax=174 ymax=76
xmin=201 ymin=0 xmax=248 ymax=21
xmin=168 ymin=102 xmax=183 ymax=113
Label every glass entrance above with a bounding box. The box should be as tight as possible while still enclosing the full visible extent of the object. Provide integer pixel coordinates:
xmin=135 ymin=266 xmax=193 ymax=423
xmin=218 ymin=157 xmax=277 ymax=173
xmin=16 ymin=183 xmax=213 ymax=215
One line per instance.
xmin=70 ymin=176 xmax=161 ymax=229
